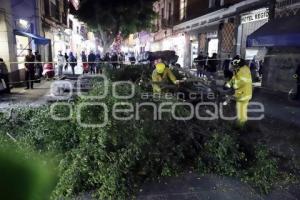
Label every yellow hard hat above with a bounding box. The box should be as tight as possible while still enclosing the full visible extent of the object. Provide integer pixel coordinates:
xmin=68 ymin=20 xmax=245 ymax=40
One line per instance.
xmin=156 ymin=63 xmax=166 ymax=74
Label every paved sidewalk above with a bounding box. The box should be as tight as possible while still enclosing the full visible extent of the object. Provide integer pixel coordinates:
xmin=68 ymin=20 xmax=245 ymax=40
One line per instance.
xmin=137 ymin=173 xmax=299 ymax=200
xmin=0 ymin=80 xmax=53 ymax=110
xmin=0 ymin=65 xmax=85 ymax=110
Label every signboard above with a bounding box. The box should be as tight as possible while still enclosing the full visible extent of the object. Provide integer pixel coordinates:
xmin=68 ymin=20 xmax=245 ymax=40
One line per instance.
xmin=206 ymin=31 xmax=218 ymax=39
xmin=241 ymin=8 xmax=269 ymax=24
xmin=245 ymin=49 xmax=259 ymax=60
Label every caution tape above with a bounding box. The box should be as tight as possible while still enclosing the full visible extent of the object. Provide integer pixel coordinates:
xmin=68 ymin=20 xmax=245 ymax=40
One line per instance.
xmin=7 ymin=78 xmax=45 ymax=85
xmin=1 ymin=61 xmax=139 ymax=64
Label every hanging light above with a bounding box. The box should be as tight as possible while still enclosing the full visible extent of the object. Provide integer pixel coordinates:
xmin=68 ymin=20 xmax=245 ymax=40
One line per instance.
xmin=18 ymin=19 xmax=30 ymax=30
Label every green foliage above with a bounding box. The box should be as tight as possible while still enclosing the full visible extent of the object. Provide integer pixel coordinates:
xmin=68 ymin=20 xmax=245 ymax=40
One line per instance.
xmin=197 ymin=133 xmax=282 ymax=194
xmin=198 ymin=133 xmax=245 ymax=177
xmin=105 ymin=64 xmax=152 ymax=82
xmin=0 ymin=143 xmax=56 ymax=200
xmin=241 ymin=146 xmax=279 ymax=194
xmin=50 ymin=83 xmax=197 ymax=199
xmin=0 ymin=67 xmax=295 ymax=199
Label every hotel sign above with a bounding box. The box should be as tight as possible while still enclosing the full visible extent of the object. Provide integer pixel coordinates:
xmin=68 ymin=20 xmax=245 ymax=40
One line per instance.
xmin=241 ymin=8 xmax=269 ymax=24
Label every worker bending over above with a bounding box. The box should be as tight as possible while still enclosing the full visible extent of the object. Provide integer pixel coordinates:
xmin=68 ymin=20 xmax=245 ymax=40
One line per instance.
xmin=225 ymin=56 xmax=253 ymax=126
xmin=152 ymin=62 xmax=179 ymax=93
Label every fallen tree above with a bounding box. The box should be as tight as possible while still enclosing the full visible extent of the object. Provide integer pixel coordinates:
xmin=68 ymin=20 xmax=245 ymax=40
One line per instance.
xmin=0 ymin=66 xmax=296 ymax=199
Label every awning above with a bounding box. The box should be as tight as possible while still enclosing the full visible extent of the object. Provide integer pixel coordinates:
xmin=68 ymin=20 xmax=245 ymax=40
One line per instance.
xmin=247 ymin=16 xmax=300 ymax=47
xmin=14 ymin=30 xmax=50 ymax=45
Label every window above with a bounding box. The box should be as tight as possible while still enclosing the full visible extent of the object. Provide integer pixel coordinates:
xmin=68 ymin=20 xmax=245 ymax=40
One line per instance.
xmin=209 ymin=0 xmax=222 ymax=8
xmin=168 ymin=2 xmax=172 ymax=23
xmin=180 ymin=0 xmax=187 ymax=20
xmin=69 ymin=19 xmax=73 ymax=29
xmin=44 ymin=0 xmax=50 ymax=16
xmin=161 ymin=7 xmax=165 ymax=27
xmin=50 ymin=0 xmax=60 ymax=20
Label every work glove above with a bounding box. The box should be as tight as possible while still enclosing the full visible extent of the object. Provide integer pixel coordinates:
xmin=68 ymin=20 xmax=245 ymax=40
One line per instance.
xmin=223 ymin=82 xmax=231 ymax=90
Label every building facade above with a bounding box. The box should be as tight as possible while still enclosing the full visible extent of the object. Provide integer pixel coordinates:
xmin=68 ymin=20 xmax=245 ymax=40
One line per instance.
xmin=0 ymin=0 xmax=48 ymax=81
xmin=0 ymin=0 xmax=98 ymax=82
xmin=260 ymin=0 xmax=300 ymax=93
xmin=41 ymin=0 xmax=69 ymax=61
xmin=172 ymin=0 xmax=271 ymax=67
xmin=0 ymin=0 xmax=17 ymax=79
xmin=151 ymin=0 xmax=186 ymax=66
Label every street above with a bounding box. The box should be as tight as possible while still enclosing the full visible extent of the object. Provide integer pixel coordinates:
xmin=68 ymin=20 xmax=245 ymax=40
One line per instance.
xmin=0 ymin=65 xmax=84 ymax=109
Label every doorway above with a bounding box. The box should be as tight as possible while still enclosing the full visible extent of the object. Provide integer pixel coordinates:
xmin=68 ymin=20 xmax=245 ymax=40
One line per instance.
xmin=208 ymin=38 xmax=219 ymax=57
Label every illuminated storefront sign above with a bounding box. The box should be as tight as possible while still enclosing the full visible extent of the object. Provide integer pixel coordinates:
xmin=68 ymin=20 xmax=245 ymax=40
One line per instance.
xmin=241 ymin=8 xmax=269 ymax=24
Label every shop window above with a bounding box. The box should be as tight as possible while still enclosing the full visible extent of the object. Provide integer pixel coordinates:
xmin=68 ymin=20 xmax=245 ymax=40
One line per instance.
xmin=16 ymin=35 xmax=30 ymax=70
xmin=180 ymin=0 xmax=187 ymax=20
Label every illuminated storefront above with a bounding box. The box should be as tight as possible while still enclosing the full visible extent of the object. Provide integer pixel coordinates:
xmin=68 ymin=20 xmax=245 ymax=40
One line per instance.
xmin=15 ymin=35 xmax=30 ymax=71
xmin=53 ymin=29 xmax=70 ymax=58
xmin=206 ymin=31 xmax=219 ymax=57
xmin=150 ymin=33 xmax=186 ymax=66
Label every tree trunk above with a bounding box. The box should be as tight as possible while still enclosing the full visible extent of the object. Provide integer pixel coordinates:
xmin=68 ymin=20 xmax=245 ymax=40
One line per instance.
xmin=97 ymin=25 xmax=117 ymax=53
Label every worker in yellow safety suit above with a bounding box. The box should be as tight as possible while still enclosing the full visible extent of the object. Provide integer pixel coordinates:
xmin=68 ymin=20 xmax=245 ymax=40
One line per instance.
xmin=152 ymin=62 xmax=179 ymax=93
xmin=225 ymin=57 xmax=253 ymax=126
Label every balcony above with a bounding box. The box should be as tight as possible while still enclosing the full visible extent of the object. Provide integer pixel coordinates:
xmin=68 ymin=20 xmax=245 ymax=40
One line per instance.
xmin=275 ymin=0 xmax=300 ymax=17
xmin=276 ymin=0 xmax=300 ymax=9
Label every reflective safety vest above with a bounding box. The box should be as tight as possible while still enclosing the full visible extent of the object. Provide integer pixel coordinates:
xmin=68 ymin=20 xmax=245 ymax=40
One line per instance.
xmin=152 ymin=67 xmax=177 ymax=93
xmin=226 ymin=65 xmax=253 ymax=102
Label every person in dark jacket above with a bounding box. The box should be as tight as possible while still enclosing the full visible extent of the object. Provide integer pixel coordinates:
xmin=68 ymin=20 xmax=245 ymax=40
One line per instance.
xmin=250 ymin=56 xmax=259 ymax=82
xmin=194 ymin=53 xmax=204 ymax=77
xmin=25 ymin=49 xmax=35 ymax=89
xmin=95 ymin=52 xmax=102 ymax=74
xmin=34 ymin=51 xmax=42 ymax=79
xmin=88 ymin=51 xmax=96 ymax=74
xmin=64 ymin=53 xmax=69 ymax=70
xmin=294 ymin=64 xmax=300 ymax=100
xmin=103 ymin=52 xmax=110 ymax=62
xmin=111 ymin=53 xmax=118 ymax=70
xmin=129 ymin=53 xmax=136 ymax=65
xmin=223 ymin=54 xmax=233 ymax=80
xmin=68 ymin=52 xmax=77 ymax=75
xmin=206 ymin=53 xmax=218 ymax=79
xmin=81 ymin=51 xmax=88 ymax=74
xmin=0 ymin=58 xmax=10 ymax=93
